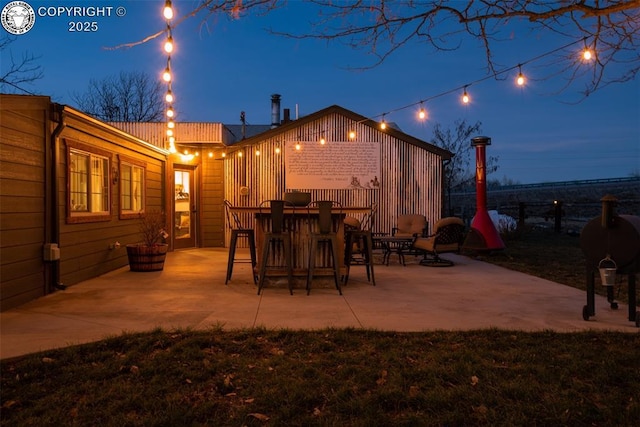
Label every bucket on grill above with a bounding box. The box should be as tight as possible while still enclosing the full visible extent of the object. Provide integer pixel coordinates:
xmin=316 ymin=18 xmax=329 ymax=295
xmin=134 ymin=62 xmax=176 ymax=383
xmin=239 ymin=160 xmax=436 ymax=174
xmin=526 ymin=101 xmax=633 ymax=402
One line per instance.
xmin=597 ymin=256 xmax=617 ymax=287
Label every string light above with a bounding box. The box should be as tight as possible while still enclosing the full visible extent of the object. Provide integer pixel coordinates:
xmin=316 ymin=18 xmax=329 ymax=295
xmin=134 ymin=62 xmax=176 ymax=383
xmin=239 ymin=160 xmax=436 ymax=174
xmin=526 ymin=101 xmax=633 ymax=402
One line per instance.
xmin=295 ymin=142 xmax=301 ymax=150
xmin=163 ymin=0 xmax=173 ymax=20
xmin=167 ymin=120 xmax=175 ymax=128
xmin=462 ymin=87 xmax=470 ymax=104
xmin=319 ymin=132 xmax=326 ymax=145
xmin=162 ymin=65 xmax=171 ymax=82
xmin=166 ymin=106 xmax=174 ymax=118
xmin=255 ymin=149 xmax=260 ymax=156
xmin=348 ymin=130 xmax=356 ymax=140
xmin=165 ymin=89 xmax=174 ymax=103
xmin=516 ymin=65 xmax=525 ymax=86
xmin=208 ymin=151 xmax=213 ymax=158
xmin=380 ymin=114 xmax=387 ymax=130
xmin=164 ymin=34 xmax=174 ymax=54
xmin=275 ymin=145 xmax=281 ymax=154
xmin=418 ymin=103 xmax=427 ymax=120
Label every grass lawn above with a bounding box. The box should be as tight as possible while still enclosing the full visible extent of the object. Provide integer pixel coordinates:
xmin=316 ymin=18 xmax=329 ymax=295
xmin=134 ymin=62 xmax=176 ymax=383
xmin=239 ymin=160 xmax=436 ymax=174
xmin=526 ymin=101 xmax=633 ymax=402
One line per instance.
xmin=2 ymin=229 xmax=639 ymax=426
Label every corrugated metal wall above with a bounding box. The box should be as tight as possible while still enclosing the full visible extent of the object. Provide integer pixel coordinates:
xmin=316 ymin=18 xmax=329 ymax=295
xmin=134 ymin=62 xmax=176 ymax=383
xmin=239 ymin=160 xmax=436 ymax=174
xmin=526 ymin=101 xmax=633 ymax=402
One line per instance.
xmin=224 ymin=113 xmax=444 ymax=246
xmin=109 ymin=122 xmax=225 ymax=148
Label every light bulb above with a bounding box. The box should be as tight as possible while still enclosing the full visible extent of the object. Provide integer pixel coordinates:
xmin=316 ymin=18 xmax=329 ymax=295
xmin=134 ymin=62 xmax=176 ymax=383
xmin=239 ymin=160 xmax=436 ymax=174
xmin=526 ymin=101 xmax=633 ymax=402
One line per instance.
xmin=418 ymin=107 xmax=426 ymax=120
xmin=166 ymin=107 xmax=174 ymax=118
xmin=319 ymin=137 xmax=326 ymax=145
xmin=275 ymin=146 xmax=281 ymax=154
xmin=348 ymin=130 xmax=356 ymax=140
xmin=167 ymin=120 xmax=175 ymax=129
xmin=164 ymin=36 xmax=173 ymax=54
xmin=255 ymin=149 xmax=260 ymax=156
xmin=166 ymin=129 xmax=173 ymax=137
xmin=295 ymin=143 xmax=301 ymax=151
xmin=168 ymin=136 xmax=175 ymax=144
xmin=208 ymin=151 xmax=213 ymax=158
xmin=380 ymin=118 xmax=387 ymax=130
xmin=238 ymin=151 xmax=243 ymax=157
xmin=162 ymin=68 xmax=171 ymax=82
xmin=222 ymin=152 xmax=226 ymax=158
xmin=165 ymin=91 xmax=173 ymax=103
xmin=163 ymin=1 xmax=173 ymax=20
xmin=462 ymin=90 xmax=470 ymax=104
xmin=516 ymin=68 xmax=525 ymax=86
xmin=583 ymin=49 xmax=592 ymax=60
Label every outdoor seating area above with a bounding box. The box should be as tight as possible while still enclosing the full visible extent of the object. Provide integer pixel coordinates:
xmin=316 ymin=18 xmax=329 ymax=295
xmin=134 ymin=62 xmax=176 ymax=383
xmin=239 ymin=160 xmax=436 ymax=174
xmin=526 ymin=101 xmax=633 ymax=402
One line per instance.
xmin=225 ymin=199 xmax=469 ymax=292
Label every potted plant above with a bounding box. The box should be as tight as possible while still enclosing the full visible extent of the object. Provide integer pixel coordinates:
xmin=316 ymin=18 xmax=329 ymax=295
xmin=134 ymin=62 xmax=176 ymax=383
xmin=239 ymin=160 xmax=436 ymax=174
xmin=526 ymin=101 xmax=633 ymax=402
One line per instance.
xmin=126 ymin=210 xmax=169 ymax=271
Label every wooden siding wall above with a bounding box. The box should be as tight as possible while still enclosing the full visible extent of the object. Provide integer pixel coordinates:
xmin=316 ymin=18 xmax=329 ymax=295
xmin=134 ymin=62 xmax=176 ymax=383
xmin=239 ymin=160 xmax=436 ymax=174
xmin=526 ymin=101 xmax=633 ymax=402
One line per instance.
xmin=223 ymin=113 xmax=444 ymax=246
xmin=0 ymin=97 xmax=50 ymax=310
xmin=201 ymin=153 xmax=225 ymax=247
xmin=57 ymin=115 xmax=167 ymax=288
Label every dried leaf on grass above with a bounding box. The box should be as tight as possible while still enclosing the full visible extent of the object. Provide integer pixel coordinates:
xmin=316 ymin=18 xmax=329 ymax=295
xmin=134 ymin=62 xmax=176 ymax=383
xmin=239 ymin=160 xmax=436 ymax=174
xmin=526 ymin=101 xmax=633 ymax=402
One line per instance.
xmin=248 ymin=412 xmax=270 ymax=421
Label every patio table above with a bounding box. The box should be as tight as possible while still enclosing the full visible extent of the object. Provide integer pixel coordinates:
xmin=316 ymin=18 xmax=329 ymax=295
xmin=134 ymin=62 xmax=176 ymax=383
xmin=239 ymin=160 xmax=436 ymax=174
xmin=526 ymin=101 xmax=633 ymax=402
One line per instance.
xmin=374 ymin=235 xmax=415 ymax=266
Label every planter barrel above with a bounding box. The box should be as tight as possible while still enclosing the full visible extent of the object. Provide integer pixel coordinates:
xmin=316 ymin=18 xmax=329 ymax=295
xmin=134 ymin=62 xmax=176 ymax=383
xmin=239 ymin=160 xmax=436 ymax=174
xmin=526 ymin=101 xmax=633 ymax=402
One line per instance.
xmin=126 ymin=244 xmax=168 ymax=272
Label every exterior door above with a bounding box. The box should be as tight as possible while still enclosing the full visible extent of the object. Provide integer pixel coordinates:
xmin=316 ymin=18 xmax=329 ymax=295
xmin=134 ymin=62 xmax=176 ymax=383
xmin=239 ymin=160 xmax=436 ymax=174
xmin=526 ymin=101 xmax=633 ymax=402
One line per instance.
xmin=174 ymin=167 xmax=197 ymax=249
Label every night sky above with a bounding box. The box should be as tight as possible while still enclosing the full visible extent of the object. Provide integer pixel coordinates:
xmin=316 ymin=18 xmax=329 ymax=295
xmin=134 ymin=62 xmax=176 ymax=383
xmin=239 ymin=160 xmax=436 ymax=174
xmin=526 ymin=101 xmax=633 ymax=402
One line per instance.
xmin=2 ymin=1 xmax=638 ymax=184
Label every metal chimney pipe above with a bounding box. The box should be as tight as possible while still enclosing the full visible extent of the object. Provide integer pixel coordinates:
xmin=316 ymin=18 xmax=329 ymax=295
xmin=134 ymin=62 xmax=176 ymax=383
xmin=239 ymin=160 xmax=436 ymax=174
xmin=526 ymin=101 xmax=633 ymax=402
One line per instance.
xmin=271 ymin=94 xmax=281 ymax=128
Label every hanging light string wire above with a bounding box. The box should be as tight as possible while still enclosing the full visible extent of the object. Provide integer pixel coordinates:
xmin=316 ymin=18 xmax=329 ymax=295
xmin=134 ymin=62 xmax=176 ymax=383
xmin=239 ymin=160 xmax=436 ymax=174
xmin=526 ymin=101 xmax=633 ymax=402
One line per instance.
xmin=375 ymin=36 xmax=590 ymax=120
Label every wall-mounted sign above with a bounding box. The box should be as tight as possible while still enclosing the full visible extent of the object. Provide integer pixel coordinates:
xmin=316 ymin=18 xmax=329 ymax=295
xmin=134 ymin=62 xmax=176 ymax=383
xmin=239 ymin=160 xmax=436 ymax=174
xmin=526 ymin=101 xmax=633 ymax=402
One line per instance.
xmin=284 ymin=140 xmax=381 ymax=190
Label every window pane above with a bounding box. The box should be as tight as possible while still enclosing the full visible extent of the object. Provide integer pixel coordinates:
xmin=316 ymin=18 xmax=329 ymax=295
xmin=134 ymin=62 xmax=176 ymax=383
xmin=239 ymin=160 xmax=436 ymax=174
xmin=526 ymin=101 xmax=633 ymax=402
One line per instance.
xmin=70 ymin=152 xmax=88 ymax=211
xmin=131 ymin=166 xmax=143 ymax=212
xmin=120 ymin=163 xmax=144 ymax=213
xmin=91 ymin=158 xmax=108 ymax=212
xmin=121 ymin=164 xmax=132 ymax=210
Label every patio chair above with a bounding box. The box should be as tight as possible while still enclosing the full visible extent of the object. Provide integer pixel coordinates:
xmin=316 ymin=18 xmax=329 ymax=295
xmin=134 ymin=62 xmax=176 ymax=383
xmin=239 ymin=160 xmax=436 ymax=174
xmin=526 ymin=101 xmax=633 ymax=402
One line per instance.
xmin=257 ymin=200 xmax=295 ymax=295
xmin=306 ymin=200 xmax=342 ymax=295
xmin=392 ymin=214 xmax=428 ymax=238
xmin=343 ymin=202 xmax=377 ymax=286
xmin=224 ymin=200 xmax=257 ymax=284
xmin=412 ymin=217 xmax=466 ymax=267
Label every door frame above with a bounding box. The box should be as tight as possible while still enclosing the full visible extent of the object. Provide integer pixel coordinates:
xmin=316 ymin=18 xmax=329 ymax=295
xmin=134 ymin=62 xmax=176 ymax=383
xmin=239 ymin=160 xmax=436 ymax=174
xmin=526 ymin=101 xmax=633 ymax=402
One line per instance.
xmin=172 ymin=164 xmax=199 ymax=249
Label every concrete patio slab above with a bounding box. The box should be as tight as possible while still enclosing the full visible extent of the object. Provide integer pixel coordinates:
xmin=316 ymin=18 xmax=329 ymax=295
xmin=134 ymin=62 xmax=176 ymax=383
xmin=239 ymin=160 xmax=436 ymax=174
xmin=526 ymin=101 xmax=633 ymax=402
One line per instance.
xmin=1 ymin=248 xmax=637 ymax=360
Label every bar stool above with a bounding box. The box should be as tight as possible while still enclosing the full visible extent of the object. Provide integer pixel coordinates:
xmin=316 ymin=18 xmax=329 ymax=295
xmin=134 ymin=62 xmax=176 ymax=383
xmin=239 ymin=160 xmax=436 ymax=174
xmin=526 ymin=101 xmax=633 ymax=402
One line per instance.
xmin=224 ymin=200 xmax=257 ymax=284
xmin=343 ymin=203 xmax=377 ymax=286
xmin=306 ymin=200 xmax=342 ymax=295
xmin=257 ymin=200 xmax=295 ymax=295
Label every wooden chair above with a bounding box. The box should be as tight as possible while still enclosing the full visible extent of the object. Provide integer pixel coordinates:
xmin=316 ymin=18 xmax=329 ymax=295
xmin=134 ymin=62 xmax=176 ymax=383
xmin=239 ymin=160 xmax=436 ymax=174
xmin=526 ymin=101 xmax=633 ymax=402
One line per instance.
xmin=412 ymin=217 xmax=466 ymax=267
xmin=224 ymin=200 xmax=257 ymax=284
xmin=306 ymin=200 xmax=342 ymax=295
xmin=257 ymin=200 xmax=295 ymax=295
xmin=343 ymin=202 xmax=377 ymax=286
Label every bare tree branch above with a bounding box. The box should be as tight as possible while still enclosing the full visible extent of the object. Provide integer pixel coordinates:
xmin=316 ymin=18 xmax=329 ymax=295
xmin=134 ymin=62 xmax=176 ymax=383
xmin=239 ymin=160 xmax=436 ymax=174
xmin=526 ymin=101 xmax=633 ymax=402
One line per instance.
xmin=0 ymin=35 xmax=43 ymax=94
xmin=106 ymin=1 xmax=639 ymax=96
xmin=71 ymin=71 xmax=164 ymax=122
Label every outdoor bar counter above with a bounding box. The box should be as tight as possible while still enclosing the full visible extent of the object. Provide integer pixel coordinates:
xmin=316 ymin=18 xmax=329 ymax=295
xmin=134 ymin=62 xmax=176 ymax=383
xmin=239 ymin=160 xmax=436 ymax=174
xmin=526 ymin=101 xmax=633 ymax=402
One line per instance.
xmin=230 ymin=206 xmax=370 ymax=284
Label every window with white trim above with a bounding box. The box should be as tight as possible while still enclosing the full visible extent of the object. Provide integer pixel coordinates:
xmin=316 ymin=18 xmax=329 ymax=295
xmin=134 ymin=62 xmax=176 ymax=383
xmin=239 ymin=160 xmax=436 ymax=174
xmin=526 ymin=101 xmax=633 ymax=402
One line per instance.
xmin=68 ymin=146 xmax=111 ymax=222
xmin=120 ymin=160 xmax=145 ymax=215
